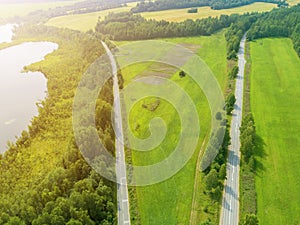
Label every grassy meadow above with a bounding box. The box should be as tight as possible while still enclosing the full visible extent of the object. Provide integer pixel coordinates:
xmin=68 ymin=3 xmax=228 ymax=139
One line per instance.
xmin=141 ymin=3 xmax=277 ymax=22
xmin=46 ymin=2 xmax=138 ymax=32
xmin=250 ymin=38 xmax=300 ymax=225
xmin=119 ymin=31 xmax=227 ymax=224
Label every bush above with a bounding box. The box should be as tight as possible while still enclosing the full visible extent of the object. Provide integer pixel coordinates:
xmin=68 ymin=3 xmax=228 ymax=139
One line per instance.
xmin=187 ymin=8 xmax=198 ymax=13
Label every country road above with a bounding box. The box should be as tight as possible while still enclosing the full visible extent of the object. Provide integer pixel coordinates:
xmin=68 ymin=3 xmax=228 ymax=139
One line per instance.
xmin=219 ymin=34 xmax=247 ymax=225
xmin=101 ymin=41 xmax=131 ymax=225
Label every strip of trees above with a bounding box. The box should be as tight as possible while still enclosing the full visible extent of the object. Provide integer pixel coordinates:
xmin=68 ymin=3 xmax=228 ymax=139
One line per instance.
xmin=95 ymin=11 xmax=265 ymax=60
xmin=240 ymin=114 xmax=256 ymax=166
xmin=229 ymin=65 xmax=239 ymax=79
xmin=131 ymin=0 xmax=286 ymax=12
xmin=201 ymin=115 xmax=230 ymax=202
xmin=240 ymin=113 xmax=259 ymax=223
xmin=96 ymin=11 xmax=260 ymax=43
xmin=97 ymin=6 xmax=300 ymax=60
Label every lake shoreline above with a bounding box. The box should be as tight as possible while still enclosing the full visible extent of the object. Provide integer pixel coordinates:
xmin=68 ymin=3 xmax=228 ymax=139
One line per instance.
xmin=0 ymin=24 xmax=58 ymax=153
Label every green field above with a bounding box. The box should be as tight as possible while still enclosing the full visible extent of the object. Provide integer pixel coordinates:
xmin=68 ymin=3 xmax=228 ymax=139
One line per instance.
xmin=250 ymin=38 xmax=300 ymax=225
xmin=141 ymin=3 xmax=277 ymax=22
xmin=46 ymin=2 xmax=138 ymax=32
xmin=0 ymin=0 xmax=82 ymax=19
xmin=119 ymin=31 xmax=227 ymax=224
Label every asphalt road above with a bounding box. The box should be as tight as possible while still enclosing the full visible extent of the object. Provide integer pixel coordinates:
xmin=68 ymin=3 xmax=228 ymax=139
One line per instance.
xmin=219 ymin=34 xmax=247 ymax=225
xmin=101 ymin=42 xmax=131 ymax=225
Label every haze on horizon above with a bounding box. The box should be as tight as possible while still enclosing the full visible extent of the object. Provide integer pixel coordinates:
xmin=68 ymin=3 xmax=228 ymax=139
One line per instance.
xmin=0 ymin=0 xmax=74 ymax=3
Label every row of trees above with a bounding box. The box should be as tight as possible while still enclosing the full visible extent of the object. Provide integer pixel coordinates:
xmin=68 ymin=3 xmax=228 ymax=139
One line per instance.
xmin=96 ymin=12 xmax=253 ymax=41
xmin=0 ymin=25 xmax=118 ymax=224
xmin=201 ymin=115 xmax=230 ymax=202
xmin=225 ymin=13 xmax=260 ymax=59
xmin=240 ymin=113 xmax=259 ymax=223
xmin=247 ymin=5 xmax=300 ymax=57
xmin=240 ymin=114 xmax=256 ymax=165
xmin=131 ymin=0 xmax=286 ymax=12
xmin=96 ymin=6 xmax=300 ymax=60
xmin=228 ymin=65 xmax=239 ymax=79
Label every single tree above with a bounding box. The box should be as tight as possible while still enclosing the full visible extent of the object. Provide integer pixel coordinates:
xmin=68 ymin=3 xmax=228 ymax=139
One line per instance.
xmin=225 ymin=93 xmax=236 ymax=115
xmin=205 ymin=169 xmax=219 ymax=190
xmin=179 ymin=70 xmax=186 ymax=78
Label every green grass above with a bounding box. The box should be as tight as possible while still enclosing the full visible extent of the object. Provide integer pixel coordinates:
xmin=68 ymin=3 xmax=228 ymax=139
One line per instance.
xmin=46 ymin=2 xmax=138 ymax=32
xmin=0 ymin=0 xmax=82 ymax=19
xmin=120 ymin=31 xmax=227 ymax=224
xmin=250 ymin=38 xmax=300 ymax=225
xmin=141 ymin=3 xmax=277 ymax=22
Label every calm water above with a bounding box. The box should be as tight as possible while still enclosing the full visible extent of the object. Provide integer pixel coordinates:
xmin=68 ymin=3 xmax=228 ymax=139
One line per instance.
xmin=0 ymin=25 xmax=58 ymax=153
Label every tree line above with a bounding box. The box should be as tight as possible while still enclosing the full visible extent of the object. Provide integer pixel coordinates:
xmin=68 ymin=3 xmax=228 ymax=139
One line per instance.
xmin=96 ymin=11 xmax=255 ymax=42
xmin=200 ymin=115 xmax=230 ymax=203
xmin=130 ymin=0 xmax=286 ymax=13
xmin=240 ymin=113 xmax=259 ymax=225
xmin=96 ymin=5 xmax=300 ymax=60
xmin=247 ymin=4 xmax=300 ymax=57
xmin=96 ymin=11 xmax=265 ymax=60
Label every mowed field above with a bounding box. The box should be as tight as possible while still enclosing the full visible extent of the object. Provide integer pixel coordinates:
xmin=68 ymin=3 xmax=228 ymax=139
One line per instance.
xmin=0 ymin=0 xmax=82 ymax=18
xmin=119 ymin=31 xmax=227 ymax=224
xmin=250 ymin=38 xmax=300 ymax=225
xmin=46 ymin=2 xmax=138 ymax=32
xmin=141 ymin=2 xmax=277 ymax=22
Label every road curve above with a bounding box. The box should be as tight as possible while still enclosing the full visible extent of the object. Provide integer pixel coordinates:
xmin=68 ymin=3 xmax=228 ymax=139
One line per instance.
xmin=219 ymin=34 xmax=247 ymax=225
xmin=101 ymin=41 xmax=131 ymax=225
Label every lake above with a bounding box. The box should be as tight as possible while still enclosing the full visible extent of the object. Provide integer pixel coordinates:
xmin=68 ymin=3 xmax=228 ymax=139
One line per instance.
xmin=0 ymin=24 xmax=58 ymax=153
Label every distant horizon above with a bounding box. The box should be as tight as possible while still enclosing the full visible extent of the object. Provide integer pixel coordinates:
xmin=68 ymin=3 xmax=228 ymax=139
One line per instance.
xmin=0 ymin=0 xmax=74 ymax=3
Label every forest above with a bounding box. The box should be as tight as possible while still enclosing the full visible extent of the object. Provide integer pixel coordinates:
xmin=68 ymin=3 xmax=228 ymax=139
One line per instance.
xmin=247 ymin=5 xmax=300 ymax=57
xmin=130 ymin=0 xmax=287 ymax=12
xmin=0 ymin=25 xmax=119 ymax=224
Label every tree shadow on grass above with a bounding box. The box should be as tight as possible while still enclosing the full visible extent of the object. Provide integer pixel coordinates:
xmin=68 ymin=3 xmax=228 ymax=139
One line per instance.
xmin=253 ymin=133 xmax=267 ymax=176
